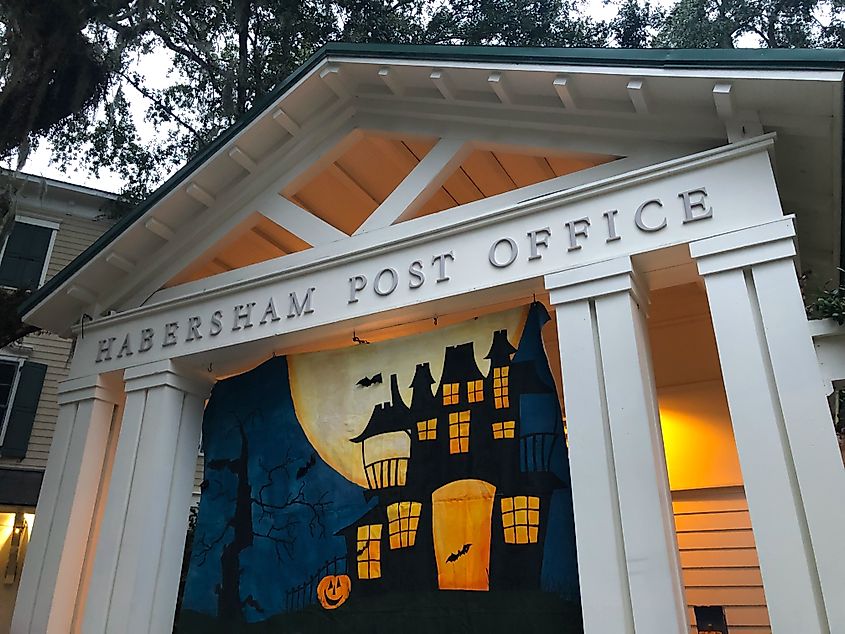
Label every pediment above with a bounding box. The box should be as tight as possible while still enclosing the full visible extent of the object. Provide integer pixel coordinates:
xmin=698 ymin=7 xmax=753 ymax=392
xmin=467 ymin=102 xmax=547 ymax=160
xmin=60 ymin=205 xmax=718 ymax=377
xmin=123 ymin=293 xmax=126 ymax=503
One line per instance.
xmin=19 ymin=45 xmax=844 ymax=336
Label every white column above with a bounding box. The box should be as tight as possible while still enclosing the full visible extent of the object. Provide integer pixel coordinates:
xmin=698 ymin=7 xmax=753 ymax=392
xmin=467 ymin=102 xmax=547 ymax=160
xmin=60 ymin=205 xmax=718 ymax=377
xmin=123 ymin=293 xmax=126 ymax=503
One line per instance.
xmin=11 ymin=374 xmax=122 ymax=634
xmin=690 ymin=217 xmax=845 ymax=633
xmin=545 ymin=256 xmax=688 ymax=634
xmin=81 ymin=360 xmax=211 ymax=634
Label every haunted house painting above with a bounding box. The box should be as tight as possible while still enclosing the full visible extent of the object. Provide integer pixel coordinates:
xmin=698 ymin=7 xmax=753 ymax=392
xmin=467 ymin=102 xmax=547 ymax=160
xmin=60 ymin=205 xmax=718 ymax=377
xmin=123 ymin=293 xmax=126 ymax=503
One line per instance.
xmin=178 ymin=303 xmax=581 ymax=633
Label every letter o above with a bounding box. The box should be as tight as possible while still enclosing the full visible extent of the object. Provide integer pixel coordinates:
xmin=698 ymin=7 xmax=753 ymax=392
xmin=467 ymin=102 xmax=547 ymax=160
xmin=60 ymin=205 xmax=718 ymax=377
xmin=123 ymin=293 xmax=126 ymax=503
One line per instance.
xmin=489 ymin=237 xmax=518 ymax=268
xmin=374 ymin=268 xmax=399 ymax=296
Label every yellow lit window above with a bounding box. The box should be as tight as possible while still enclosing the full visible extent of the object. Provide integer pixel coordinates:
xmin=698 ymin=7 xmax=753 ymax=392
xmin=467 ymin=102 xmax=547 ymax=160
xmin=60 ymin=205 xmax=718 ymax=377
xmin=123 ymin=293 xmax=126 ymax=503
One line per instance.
xmin=356 ymin=524 xmax=382 ymax=579
xmin=449 ymin=411 xmax=470 ymax=454
xmin=492 ymin=421 xmax=515 ymax=439
xmin=443 ymin=382 xmax=459 ymax=405
xmin=501 ymin=496 xmax=539 ymax=544
xmin=417 ymin=418 xmax=437 ymax=441
xmin=493 ymin=366 xmax=510 ymax=409
xmin=387 ymin=501 xmax=422 ymax=549
xmin=467 ymin=379 xmax=484 ymax=403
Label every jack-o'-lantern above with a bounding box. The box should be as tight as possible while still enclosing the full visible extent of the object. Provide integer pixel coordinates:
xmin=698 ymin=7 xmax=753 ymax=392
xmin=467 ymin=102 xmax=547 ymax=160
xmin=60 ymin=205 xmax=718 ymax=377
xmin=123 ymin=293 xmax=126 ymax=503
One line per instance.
xmin=317 ymin=573 xmax=351 ymax=610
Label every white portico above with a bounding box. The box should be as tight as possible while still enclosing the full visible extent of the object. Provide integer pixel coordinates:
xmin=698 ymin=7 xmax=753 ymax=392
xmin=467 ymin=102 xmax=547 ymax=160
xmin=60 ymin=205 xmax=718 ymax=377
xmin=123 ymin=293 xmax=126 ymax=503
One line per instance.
xmin=11 ymin=45 xmax=845 ymax=633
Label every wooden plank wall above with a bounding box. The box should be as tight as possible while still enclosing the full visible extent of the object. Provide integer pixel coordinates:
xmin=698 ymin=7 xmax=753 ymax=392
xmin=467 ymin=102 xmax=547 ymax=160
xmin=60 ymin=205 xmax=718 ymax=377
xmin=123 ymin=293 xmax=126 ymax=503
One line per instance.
xmin=673 ymin=486 xmax=771 ymax=634
xmin=0 ymin=213 xmax=116 ymax=471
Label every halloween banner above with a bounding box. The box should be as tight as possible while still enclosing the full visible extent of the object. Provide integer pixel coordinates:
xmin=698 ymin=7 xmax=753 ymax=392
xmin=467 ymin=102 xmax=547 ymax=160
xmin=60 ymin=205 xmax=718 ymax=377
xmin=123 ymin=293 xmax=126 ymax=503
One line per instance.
xmin=178 ymin=303 xmax=582 ymax=633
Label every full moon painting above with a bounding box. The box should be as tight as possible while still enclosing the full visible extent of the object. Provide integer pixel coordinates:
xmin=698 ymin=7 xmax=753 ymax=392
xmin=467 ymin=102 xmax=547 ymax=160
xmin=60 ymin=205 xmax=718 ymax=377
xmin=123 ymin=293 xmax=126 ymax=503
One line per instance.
xmin=178 ymin=302 xmax=582 ymax=633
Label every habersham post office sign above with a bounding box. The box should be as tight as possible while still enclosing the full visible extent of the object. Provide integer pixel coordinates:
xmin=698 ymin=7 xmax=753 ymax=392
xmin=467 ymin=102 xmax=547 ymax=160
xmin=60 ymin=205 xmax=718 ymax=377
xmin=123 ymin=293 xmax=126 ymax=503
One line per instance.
xmin=12 ymin=45 xmax=845 ymax=634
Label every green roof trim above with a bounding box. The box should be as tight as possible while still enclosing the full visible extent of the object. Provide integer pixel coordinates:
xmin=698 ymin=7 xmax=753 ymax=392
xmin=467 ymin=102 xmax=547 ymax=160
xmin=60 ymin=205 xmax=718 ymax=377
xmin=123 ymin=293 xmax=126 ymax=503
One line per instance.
xmin=20 ymin=43 xmax=845 ymax=317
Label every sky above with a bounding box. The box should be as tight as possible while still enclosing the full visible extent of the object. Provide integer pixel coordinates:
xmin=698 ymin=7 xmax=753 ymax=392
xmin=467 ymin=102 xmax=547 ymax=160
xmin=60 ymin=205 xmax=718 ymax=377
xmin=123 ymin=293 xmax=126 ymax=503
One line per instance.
xmin=13 ymin=0 xmax=754 ymax=195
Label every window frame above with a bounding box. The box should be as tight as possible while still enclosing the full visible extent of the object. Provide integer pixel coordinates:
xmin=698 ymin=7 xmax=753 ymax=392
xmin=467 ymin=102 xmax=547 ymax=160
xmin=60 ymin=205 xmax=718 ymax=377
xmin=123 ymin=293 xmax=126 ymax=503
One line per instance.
xmin=0 ymin=215 xmax=60 ymax=291
xmin=0 ymin=355 xmax=25 ymax=446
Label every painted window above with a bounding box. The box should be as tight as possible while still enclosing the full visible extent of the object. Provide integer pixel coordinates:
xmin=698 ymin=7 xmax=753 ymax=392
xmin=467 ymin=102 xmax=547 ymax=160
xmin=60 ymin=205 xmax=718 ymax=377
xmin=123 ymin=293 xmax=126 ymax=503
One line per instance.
xmin=356 ymin=524 xmax=382 ymax=579
xmin=467 ymin=379 xmax=484 ymax=403
xmin=442 ymin=382 xmax=459 ymax=405
xmin=417 ymin=418 xmax=437 ymax=441
xmin=501 ymin=496 xmax=539 ymax=544
xmin=493 ymin=366 xmax=510 ymax=409
xmin=492 ymin=420 xmax=515 ymax=439
xmin=448 ymin=411 xmax=470 ymax=454
xmin=387 ymin=501 xmax=421 ymax=549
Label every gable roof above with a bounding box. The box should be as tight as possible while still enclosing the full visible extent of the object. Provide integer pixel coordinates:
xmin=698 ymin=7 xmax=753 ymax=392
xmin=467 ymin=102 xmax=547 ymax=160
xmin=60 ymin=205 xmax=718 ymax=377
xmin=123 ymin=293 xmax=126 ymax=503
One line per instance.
xmin=20 ymin=43 xmax=845 ymax=328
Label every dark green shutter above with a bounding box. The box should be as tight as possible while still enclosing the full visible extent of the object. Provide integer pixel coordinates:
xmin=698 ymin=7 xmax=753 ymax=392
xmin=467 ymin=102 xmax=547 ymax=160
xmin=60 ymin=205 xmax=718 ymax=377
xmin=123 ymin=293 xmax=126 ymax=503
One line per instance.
xmin=1 ymin=362 xmax=47 ymax=458
xmin=0 ymin=222 xmax=54 ymax=290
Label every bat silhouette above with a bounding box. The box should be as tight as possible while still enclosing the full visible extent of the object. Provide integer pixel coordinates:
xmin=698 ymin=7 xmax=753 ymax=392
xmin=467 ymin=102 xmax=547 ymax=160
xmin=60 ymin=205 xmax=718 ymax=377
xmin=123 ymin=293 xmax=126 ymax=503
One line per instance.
xmin=295 ymin=453 xmax=317 ymax=479
xmin=356 ymin=373 xmax=383 ymax=388
xmin=446 ymin=543 xmax=472 ymax=563
xmin=357 ymin=543 xmax=369 ymax=557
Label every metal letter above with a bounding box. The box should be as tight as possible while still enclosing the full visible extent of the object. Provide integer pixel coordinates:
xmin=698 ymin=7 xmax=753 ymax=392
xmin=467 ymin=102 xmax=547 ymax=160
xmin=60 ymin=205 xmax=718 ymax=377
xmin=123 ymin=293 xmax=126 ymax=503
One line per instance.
xmin=374 ymin=269 xmax=399 ymax=296
xmin=186 ymin=316 xmax=203 ymax=342
xmin=349 ymin=275 xmax=367 ymax=304
xmin=162 ymin=322 xmax=179 ymax=347
xmin=209 ymin=310 xmax=223 ymax=336
xmin=139 ymin=328 xmax=154 ymax=352
xmin=116 ymin=334 xmax=133 ymax=359
xmin=288 ymin=288 xmax=315 ymax=318
xmin=634 ymin=198 xmax=667 ymax=232
xmin=260 ymin=297 xmax=281 ymax=325
xmin=527 ymin=228 xmax=551 ymax=260
xmin=489 ymin=237 xmax=518 ymax=268
xmin=603 ymin=209 xmax=621 ymax=242
xmin=409 ymin=260 xmax=425 ymax=289
xmin=432 ymin=252 xmax=455 ymax=283
xmin=95 ymin=337 xmax=116 ymax=363
xmin=565 ymin=217 xmax=591 ymax=251
xmin=232 ymin=303 xmax=256 ymax=331
xmin=679 ymin=187 xmax=713 ymax=223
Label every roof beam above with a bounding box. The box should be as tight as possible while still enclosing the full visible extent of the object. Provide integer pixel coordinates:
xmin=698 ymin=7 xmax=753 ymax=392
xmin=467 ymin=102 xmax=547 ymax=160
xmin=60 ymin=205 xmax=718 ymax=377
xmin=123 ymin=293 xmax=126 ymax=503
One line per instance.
xmin=186 ymin=182 xmax=216 ymax=208
xmin=105 ymin=252 xmax=135 ymax=274
xmin=67 ymin=284 xmax=96 ymax=305
xmin=228 ymin=146 xmax=257 ymax=173
xmin=272 ymin=108 xmax=301 ymax=136
xmin=378 ymin=66 xmax=404 ymax=96
xmin=355 ymin=138 xmax=469 ymax=234
xmin=430 ymin=69 xmax=457 ymax=101
xmin=626 ymin=78 xmax=651 ymax=115
xmin=144 ymin=217 xmax=175 ymax=241
xmin=713 ymin=82 xmax=735 ymax=119
xmin=319 ymin=64 xmax=350 ymax=99
xmin=487 ymin=72 xmax=512 ymax=104
xmin=256 ymin=194 xmax=348 ymax=246
xmin=328 ymin=163 xmax=379 ymax=208
xmin=553 ymin=76 xmax=577 ymax=110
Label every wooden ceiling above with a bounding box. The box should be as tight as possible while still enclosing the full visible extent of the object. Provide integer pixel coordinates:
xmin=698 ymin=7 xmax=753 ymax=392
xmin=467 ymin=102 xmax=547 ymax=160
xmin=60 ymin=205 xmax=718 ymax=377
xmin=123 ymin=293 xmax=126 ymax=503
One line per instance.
xmin=164 ymin=131 xmax=617 ymax=288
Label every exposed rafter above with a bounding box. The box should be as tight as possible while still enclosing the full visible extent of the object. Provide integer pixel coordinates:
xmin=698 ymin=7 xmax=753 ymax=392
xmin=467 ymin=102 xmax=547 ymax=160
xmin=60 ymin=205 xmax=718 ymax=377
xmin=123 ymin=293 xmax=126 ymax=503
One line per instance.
xmin=553 ymin=76 xmax=578 ymax=110
xmin=186 ymin=182 xmax=215 ymax=208
xmin=355 ymin=138 xmax=469 ymax=234
xmin=430 ymin=69 xmax=457 ymax=101
xmin=627 ymin=79 xmax=651 ymax=115
xmin=145 ymin=217 xmax=175 ymax=241
xmin=378 ymin=67 xmax=404 ymax=96
xmin=320 ymin=64 xmax=350 ymax=99
xmin=327 ymin=163 xmax=379 ymax=208
xmin=487 ymin=72 xmax=512 ymax=104
xmin=256 ymin=193 xmax=348 ymax=246
xmin=272 ymin=108 xmax=301 ymax=136
xmin=105 ymin=252 xmax=135 ymax=274
xmin=228 ymin=146 xmax=257 ymax=173
xmin=713 ymin=83 xmax=735 ymax=119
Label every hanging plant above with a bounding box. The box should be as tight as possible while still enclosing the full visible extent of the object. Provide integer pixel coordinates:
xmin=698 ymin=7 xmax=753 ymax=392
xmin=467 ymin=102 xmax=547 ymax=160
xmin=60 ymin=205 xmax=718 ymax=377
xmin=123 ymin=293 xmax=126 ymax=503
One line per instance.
xmin=806 ymin=272 xmax=845 ymax=325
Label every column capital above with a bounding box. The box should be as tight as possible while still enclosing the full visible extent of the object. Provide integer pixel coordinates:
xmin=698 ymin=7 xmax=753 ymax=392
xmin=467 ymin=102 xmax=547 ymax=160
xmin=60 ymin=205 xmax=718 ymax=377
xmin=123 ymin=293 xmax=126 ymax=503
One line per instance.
xmin=689 ymin=216 xmax=796 ymax=276
xmin=544 ymin=255 xmax=647 ymax=308
xmin=123 ymin=359 xmax=213 ymax=397
xmin=57 ymin=373 xmax=122 ymax=406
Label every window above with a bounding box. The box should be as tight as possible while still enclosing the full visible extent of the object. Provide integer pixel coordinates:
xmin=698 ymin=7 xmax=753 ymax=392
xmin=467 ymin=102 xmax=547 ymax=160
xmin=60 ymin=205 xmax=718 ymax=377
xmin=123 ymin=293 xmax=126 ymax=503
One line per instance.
xmin=448 ymin=410 xmax=470 ymax=454
xmin=442 ymin=382 xmax=459 ymax=405
xmin=417 ymin=418 xmax=436 ymax=440
xmin=356 ymin=524 xmax=382 ymax=579
xmin=493 ymin=366 xmax=510 ymax=409
xmin=501 ymin=496 xmax=540 ymax=544
xmin=0 ymin=359 xmax=46 ymax=458
xmin=492 ymin=420 xmax=515 ymax=439
xmin=0 ymin=218 xmax=58 ymax=290
xmin=467 ymin=379 xmax=483 ymax=403
xmin=387 ymin=501 xmax=421 ymax=549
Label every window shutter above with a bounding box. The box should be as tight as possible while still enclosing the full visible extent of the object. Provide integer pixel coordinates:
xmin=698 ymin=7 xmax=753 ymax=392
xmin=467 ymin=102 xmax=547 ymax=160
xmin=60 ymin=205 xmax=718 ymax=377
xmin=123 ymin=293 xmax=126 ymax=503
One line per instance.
xmin=1 ymin=362 xmax=47 ymax=458
xmin=0 ymin=222 xmax=54 ymax=290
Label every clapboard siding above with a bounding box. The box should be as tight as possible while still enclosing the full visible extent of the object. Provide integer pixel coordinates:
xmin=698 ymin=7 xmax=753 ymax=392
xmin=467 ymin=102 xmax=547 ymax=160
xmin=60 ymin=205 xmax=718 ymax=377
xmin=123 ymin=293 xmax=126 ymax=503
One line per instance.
xmin=0 ymin=212 xmax=115 ymax=472
xmin=674 ymin=486 xmax=771 ymax=633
